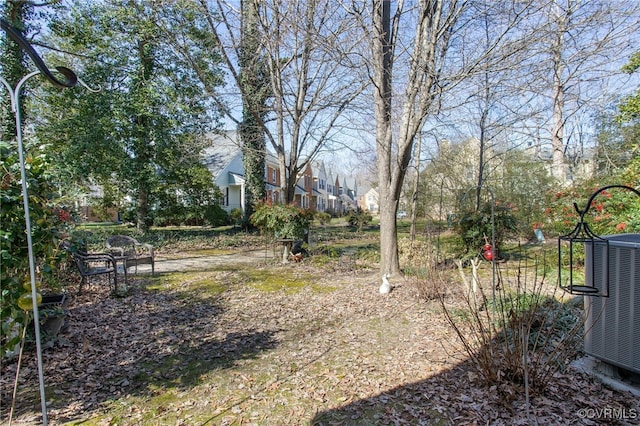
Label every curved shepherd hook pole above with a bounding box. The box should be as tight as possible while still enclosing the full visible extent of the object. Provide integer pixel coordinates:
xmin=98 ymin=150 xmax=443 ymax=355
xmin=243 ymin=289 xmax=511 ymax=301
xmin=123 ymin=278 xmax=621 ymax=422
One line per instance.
xmin=572 ymin=185 xmax=640 ymax=228
xmin=558 ymin=184 xmax=640 ymax=297
xmin=0 ymin=18 xmax=77 ymax=88
xmin=1 ymin=17 xmax=81 ymax=426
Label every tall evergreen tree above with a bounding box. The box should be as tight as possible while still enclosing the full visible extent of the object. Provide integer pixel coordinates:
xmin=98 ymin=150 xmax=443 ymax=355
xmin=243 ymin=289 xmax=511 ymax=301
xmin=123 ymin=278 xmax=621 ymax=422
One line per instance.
xmin=35 ymin=1 xmax=225 ymax=231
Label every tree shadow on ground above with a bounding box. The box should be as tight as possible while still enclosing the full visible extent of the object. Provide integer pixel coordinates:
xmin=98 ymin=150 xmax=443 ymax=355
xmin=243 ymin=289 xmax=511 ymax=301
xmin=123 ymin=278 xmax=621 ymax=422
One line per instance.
xmin=0 ymin=275 xmax=281 ymax=424
xmin=311 ymin=293 xmax=640 ymax=426
xmin=312 ymin=358 xmax=479 ymax=425
xmin=311 ymin=347 xmax=639 ymax=425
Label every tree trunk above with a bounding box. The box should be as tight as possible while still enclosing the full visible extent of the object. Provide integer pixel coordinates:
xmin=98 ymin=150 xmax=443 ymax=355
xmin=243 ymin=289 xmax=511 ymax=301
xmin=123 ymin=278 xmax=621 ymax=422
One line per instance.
xmin=476 ymin=83 xmax=489 ymax=211
xmin=410 ymin=134 xmax=421 ymax=240
xmin=136 ymin=189 xmax=149 ymax=232
xmin=550 ymin=2 xmax=567 ymax=183
xmin=239 ymin=0 xmax=267 ymax=223
xmin=551 ymin=59 xmax=566 ymax=183
xmin=133 ymin=39 xmax=155 ymax=232
xmin=240 ymin=126 xmax=265 ymax=218
xmin=378 ymin=189 xmax=401 ymax=276
xmin=372 ymin=0 xmax=402 ymax=277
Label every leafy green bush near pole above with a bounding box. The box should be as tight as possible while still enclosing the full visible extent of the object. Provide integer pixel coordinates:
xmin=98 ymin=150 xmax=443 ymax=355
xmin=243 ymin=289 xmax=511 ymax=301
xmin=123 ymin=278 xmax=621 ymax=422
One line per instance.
xmin=345 ymin=208 xmax=372 ymax=231
xmin=0 ymin=142 xmax=71 ymax=358
xmin=452 ymin=203 xmax=518 ymax=258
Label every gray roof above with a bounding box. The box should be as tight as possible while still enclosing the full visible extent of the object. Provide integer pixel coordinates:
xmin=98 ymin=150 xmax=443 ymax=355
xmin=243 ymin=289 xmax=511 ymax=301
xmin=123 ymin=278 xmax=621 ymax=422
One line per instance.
xmin=340 ymin=193 xmax=356 ymax=204
xmin=202 ymin=131 xmax=242 ymax=177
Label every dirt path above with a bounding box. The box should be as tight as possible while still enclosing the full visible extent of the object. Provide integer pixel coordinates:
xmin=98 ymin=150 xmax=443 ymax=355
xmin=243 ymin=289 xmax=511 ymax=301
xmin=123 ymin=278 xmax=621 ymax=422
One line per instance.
xmin=150 ymin=248 xmax=276 ymax=273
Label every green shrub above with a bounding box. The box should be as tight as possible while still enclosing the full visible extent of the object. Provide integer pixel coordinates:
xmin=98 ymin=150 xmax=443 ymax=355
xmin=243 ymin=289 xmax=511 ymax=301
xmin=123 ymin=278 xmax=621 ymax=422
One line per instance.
xmin=453 ymin=203 xmax=518 ymax=257
xmin=205 ymin=204 xmax=229 ymax=227
xmin=544 ymin=171 xmax=640 ymax=238
xmin=315 ymin=211 xmax=331 ymax=226
xmin=153 ymin=202 xmax=228 ymax=227
xmin=346 ymin=208 xmax=372 ymax=231
xmin=250 ymin=202 xmax=313 ymax=240
xmin=229 ymin=208 xmax=243 ymax=226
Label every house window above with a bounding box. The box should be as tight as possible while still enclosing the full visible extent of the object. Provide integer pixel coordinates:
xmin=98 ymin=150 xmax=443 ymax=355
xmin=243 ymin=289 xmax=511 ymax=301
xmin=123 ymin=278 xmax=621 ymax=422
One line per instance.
xmin=225 ymin=187 xmax=229 ymax=206
xmin=272 ymin=169 xmax=277 ymax=183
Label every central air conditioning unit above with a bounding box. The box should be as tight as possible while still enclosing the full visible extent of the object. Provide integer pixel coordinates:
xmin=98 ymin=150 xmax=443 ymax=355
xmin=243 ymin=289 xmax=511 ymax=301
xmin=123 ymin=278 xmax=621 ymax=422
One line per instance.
xmin=583 ymin=234 xmax=640 ymax=374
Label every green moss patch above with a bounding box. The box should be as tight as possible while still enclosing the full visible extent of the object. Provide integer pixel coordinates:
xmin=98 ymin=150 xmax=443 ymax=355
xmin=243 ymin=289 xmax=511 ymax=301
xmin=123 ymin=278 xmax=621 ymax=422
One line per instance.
xmin=245 ymin=269 xmax=315 ymax=293
xmin=146 ymin=267 xmax=335 ymax=297
xmin=146 ymin=271 xmax=232 ymax=296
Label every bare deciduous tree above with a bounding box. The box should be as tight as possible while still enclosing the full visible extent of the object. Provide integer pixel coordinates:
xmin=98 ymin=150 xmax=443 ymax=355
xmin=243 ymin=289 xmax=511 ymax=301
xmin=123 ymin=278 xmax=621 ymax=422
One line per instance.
xmin=254 ymin=0 xmax=368 ymax=203
xmin=360 ymin=0 xmax=532 ymax=278
xmin=531 ymin=0 xmax=640 ymax=183
xmin=162 ymin=0 xmax=367 ymax=206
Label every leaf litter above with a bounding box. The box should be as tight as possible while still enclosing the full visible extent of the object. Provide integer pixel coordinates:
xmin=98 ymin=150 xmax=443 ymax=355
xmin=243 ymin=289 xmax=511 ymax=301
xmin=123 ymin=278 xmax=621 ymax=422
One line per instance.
xmin=1 ymin=257 xmax=638 ymax=425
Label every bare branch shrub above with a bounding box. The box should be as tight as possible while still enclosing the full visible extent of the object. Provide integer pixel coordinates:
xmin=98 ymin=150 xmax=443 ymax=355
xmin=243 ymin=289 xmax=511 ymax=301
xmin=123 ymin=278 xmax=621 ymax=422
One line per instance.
xmin=433 ymin=249 xmax=586 ymax=399
xmin=402 ymin=237 xmax=463 ymax=302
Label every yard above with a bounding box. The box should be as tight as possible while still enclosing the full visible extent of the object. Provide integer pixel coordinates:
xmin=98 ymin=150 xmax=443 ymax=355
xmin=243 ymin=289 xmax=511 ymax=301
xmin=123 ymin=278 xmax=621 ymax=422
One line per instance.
xmin=1 ymin=224 xmax=638 ymax=425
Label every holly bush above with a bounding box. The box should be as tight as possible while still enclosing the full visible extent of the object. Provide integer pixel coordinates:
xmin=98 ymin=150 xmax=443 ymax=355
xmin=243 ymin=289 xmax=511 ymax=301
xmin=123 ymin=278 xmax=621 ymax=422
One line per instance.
xmin=552 ymin=188 xmax=639 ymax=237
xmin=545 ymin=158 xmax=640 ymax=235
xmin=1 ymin=141 xmax=72 ymax=357
xmin=314 ymin=211 xmax=332 ymax=226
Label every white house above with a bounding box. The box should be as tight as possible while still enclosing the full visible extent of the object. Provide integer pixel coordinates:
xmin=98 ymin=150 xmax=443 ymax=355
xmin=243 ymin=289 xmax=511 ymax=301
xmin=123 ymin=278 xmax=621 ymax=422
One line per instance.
xmin=203 ymin=131 xmax=359 ymax=214
xmin=359 ymin=187 xmax=379 ymax=213
xmin=202 ymin=131 xmax=246 ymax=212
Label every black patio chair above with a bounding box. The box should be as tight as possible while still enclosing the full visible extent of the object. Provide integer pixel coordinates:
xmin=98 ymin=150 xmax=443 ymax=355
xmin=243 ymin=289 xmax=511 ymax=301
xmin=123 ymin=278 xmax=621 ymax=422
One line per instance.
xmin=62 ymin=242 xmax=118 ymax=294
